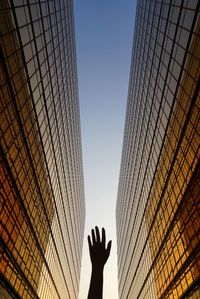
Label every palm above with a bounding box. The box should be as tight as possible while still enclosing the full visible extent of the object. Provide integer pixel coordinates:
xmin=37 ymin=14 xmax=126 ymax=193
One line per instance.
xmin=88 ymin=227 xmax=112 ymax=270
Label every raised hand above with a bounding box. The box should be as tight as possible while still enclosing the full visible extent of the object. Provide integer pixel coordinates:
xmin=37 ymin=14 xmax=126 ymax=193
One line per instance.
xmin=88 ymin=226 xmax=112 ymax=270
xmin=87 ymin=226 xmax=112 ymax=299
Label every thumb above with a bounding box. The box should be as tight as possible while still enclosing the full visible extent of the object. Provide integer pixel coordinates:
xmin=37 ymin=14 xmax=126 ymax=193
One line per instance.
xmin=106 ymin=240 xmax=112 ymax=257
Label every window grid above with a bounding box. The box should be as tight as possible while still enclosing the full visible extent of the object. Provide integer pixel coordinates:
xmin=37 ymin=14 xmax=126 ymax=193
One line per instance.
xmin=0 ymin=0 xmax=85 ymax=298
xmin=116 ymin=0 xmax=200 ymax=298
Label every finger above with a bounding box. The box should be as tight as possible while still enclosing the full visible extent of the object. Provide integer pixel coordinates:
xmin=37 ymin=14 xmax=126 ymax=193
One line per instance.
xmin=87 ymin=235 xmax=92 ymax=250
xmin=102 ymin=227 xmax=106 ymax=247
xmin=91 ymin=229 xmax=96 ymax=245
xmin=95 ymin=226 xmax=100 ymax=243
xmin=106 ymin=240 xmax=112 ymax=257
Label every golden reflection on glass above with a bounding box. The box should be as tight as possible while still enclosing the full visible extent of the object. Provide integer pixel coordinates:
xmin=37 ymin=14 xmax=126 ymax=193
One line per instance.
xmin=0 ymin=3 xmax=54 ymax=297
xmin=116 ymin=2 xmax=200 ymax=298
xmin=1 ymin=0 xmax=85 ymax=298
xmin=146 ymin=16 xmax=200 ymax=299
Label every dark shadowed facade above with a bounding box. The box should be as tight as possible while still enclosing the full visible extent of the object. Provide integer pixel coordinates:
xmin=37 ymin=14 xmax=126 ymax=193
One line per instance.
xmin=116 ymin=0 xmax=200 ymax=298
xmin=0 ymin=0 xmax=85 ymax=298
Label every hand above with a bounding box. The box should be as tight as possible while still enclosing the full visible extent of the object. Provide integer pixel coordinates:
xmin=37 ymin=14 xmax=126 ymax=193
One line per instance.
xmin=88 ymin=226 xmax=112 ymax=270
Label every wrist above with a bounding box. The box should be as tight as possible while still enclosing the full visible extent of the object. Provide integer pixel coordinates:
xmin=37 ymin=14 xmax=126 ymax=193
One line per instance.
xmin=92 ymin=264 xmax=104 ymax=273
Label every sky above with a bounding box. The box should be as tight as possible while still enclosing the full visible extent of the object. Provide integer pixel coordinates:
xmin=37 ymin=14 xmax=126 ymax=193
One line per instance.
xmin=73 ymin=1 xmax=137 ymax=298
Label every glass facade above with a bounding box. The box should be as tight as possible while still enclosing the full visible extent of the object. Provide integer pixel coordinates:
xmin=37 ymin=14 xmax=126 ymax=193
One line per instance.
xmin=116 ymin=0 xmax=200 ymax=298
xmin=0 ymin=0 xmax=85 ymax=298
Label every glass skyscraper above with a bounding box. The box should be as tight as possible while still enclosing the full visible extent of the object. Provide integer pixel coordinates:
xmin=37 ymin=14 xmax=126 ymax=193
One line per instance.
xmin=0 ymin=0 xmax=85 ymax=298
xmin=116 ymin=0 xmax=200 ymax=298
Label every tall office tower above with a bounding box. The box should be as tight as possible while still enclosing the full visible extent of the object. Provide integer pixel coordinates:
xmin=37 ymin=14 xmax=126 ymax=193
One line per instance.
xmin=0 ymin=0 xmax=85 ymax=298
xmin=116 ymin=0 xmax=200 ymax=298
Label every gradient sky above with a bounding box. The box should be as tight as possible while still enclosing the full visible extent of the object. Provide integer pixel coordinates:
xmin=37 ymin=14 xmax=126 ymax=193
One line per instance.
xmin=73 ymin=1 xmax=137 ymax=298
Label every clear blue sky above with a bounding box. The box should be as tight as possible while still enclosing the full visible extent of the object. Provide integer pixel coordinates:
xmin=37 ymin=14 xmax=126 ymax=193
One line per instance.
xmin=73 ymin=1 xmax=137 ymax=298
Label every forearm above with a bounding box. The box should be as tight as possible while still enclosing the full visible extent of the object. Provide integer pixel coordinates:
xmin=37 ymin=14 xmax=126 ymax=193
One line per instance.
xmin=87 ymin=267 xmax=104 ymax=299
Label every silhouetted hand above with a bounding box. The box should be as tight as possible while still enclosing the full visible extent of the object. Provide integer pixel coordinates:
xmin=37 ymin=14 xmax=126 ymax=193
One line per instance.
xmin=88 ymin=226 xmax=112 ymax=270
xmin=87 ymin=226 xmax=112 ymax=299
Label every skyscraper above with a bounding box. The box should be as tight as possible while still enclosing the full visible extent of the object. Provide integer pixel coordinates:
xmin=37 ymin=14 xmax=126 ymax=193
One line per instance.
xmin=116 ymin=1 xmax=200 ymax=298
xmin=0 ymin=0 xmax=85 ymax=298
